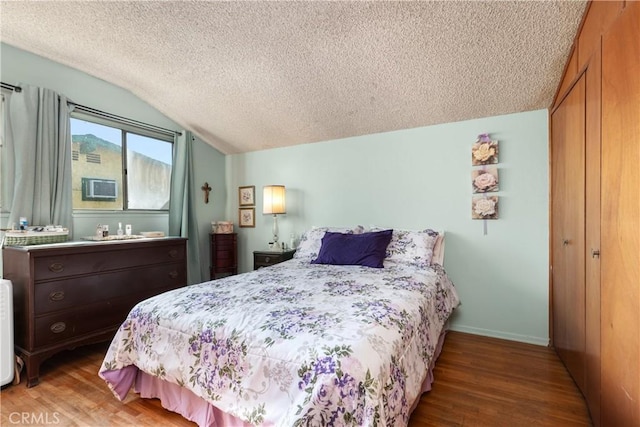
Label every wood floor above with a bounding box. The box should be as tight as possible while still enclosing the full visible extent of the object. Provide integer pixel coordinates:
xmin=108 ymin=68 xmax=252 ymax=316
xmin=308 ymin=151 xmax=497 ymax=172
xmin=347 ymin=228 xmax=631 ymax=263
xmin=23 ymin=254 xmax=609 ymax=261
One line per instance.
xmin=0 ymin=331 xmax=591 ymax=426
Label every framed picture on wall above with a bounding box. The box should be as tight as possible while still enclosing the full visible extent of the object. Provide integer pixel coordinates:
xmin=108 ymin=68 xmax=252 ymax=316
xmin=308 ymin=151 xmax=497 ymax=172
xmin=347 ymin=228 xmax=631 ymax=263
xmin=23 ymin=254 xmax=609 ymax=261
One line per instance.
xmin=239 ymin=207 xmax=255 ymax=228
xmin=239 ymin=186 xmax=255 ymax=206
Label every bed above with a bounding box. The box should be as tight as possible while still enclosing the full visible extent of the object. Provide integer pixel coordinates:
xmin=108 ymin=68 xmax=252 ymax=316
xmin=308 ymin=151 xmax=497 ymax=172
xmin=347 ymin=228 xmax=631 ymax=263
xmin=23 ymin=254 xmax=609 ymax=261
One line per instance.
xmin=99 ymin=227 xmax=460 ymax=426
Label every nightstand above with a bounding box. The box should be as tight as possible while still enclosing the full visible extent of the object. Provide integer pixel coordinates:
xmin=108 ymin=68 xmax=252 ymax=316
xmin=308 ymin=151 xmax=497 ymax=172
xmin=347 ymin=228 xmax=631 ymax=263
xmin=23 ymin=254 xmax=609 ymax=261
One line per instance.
xmin=253 ymin=249 xmax=296 ymax=270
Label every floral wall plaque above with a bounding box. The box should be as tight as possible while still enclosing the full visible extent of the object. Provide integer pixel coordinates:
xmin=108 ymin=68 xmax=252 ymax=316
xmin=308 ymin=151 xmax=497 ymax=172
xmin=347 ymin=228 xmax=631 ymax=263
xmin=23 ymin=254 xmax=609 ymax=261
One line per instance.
xmin=472 ymin=196 xmax=499 ymax=220
xmin=471 ymin=133 xmax=499 ymax=165
xmin=472 ymin=167 xmax=499 ymax=193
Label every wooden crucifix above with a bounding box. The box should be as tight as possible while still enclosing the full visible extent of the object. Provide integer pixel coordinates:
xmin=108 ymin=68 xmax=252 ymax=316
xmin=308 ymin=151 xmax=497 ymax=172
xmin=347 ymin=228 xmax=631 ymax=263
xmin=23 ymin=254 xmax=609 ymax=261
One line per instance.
xmin=201 ymin=182 xmax=212 ymax=204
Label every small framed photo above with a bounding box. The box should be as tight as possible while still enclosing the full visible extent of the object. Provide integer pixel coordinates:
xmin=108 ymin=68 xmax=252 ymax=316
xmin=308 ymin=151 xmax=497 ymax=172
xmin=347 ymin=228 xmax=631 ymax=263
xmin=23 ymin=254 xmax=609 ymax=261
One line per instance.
xmin=239 ymin=186 xmax=255 ymax=206
xmin=239 ymin=207 xmax=255 ymax=228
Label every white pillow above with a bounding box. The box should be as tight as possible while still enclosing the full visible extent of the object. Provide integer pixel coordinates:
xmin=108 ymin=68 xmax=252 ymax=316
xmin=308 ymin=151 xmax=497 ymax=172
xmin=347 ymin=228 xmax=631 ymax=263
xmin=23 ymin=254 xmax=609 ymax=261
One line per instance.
xmin=294 ymin=226 xmax=364 ymax=261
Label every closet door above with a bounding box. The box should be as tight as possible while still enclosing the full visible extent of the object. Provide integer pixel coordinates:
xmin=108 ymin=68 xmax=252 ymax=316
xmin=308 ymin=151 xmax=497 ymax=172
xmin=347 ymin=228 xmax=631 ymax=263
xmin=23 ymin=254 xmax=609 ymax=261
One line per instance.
xmin=584 ymin=48 xmax=602 ymax=426
xmin=551 ymin=74 xmax=586 ymax=393
xmin=601 ymin=2 xmax=640 ymax=425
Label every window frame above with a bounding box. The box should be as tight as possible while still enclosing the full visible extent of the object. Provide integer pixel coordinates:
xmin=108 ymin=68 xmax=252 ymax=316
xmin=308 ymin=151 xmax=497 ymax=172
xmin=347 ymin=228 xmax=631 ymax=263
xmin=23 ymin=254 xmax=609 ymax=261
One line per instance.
xmin=71 ymin=111 xmax=174 ymax=212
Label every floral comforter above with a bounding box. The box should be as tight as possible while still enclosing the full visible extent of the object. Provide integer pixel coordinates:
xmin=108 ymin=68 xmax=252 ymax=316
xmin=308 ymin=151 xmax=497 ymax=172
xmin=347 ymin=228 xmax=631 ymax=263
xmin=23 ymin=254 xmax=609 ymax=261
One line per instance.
xmin=99 ymin=259 xmax=459 ymax=426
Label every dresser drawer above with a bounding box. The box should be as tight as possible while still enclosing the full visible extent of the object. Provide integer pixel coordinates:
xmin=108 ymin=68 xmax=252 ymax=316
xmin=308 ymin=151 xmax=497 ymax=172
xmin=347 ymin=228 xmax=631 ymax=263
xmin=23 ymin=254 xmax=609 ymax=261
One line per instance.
xmin=34 ymin=263 xmax=186 ymax=315
xmin=215 ymin=258 xmax=235 ymax=268
xmin=253 ymin=250 xmax=295 ymax=269
xmin=215 ymin=249 xmax=234 ymax=260
xmin=212 ymin=235 xmax=235 ymax=247
xmin=254 ymin=253 xmax=282 ymax=266
xmin=33 ymin=243 xmax=186 ymax=281
xmin=213 ymin=245 xmax=236 ymax=258
xmin=33 ymin=286 xmax=179 ymax=348
xmin=213 ymin=234 xmax=236 ymax=243
xmin=34 ymin=302 xmax=130 ymax=348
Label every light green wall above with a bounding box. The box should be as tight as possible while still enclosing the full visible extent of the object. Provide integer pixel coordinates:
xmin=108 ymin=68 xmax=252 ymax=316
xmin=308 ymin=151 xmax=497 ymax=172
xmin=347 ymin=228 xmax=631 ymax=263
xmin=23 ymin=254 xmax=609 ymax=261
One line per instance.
xmin=227 ymin=109 xmax=550 ymax=345
xmin=191 ymin=135 xmax=228 ymax=281
xmin=0 ymin=43 xmax=227 ymax=279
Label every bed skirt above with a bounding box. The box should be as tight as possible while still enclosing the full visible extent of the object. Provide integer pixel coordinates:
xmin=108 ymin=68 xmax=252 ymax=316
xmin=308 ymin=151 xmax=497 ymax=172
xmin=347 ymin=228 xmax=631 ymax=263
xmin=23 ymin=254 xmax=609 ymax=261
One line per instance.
xmin=101 ymin=329 xmax=448 ymax=427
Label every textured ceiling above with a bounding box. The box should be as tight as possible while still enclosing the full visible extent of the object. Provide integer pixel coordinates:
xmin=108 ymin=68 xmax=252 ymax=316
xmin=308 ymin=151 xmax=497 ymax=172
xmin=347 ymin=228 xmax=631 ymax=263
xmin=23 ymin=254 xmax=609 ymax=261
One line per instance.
xmin=0 ymin=1 xmax=586 ymax=154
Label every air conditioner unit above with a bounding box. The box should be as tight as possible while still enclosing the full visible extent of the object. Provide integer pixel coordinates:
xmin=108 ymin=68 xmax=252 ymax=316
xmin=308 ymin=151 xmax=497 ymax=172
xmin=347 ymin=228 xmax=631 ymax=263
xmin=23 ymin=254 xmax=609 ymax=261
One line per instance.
xmin=82 ymin=178 xmax=117 ymax=200
xmin=0 ymin=279 xmax=14 ymax=387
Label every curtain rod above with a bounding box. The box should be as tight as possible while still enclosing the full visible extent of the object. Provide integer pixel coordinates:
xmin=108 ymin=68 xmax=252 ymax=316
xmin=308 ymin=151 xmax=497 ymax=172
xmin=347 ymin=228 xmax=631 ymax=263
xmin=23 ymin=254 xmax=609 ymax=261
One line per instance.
xmin=69 ymin=103 xmax=181 ymax=137
xmin=1 ymin=82 xmax=22 ymax=92
xmin=1 ymin=81 xmax=181 ymax=137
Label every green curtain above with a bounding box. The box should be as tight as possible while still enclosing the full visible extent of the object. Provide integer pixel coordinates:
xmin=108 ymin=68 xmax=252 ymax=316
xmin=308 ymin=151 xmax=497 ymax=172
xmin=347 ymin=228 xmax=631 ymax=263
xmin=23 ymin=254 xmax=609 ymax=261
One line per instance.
xmin=169 ymin=130 xmax=202 ymax=284
xmin=4 ymin=85 xmax=73 ymax=233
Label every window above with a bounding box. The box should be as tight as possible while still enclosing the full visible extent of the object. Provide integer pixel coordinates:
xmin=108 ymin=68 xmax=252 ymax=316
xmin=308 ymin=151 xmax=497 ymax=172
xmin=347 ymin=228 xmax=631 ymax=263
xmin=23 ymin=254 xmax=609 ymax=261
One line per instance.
xmin=70 ymin=115 xmax=173 ymax=211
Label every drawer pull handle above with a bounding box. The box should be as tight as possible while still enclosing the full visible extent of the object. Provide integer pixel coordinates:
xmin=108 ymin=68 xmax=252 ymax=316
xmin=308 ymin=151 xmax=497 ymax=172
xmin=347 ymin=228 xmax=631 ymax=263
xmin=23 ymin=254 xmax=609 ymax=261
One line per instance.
xmin=265 ymin=256 xmax=271 ymax=263
xmin=168 ymin=249 xmax=178 ymax=258
xmin=49 ymin=263 xmax=64 ymax=273
xmin=168 ymin=271 xmax=178 ymax=279
xmin=49 ymin=290 xmax=65 ymax=301
xmin=50 ymin=322 xmax=66 ymax=334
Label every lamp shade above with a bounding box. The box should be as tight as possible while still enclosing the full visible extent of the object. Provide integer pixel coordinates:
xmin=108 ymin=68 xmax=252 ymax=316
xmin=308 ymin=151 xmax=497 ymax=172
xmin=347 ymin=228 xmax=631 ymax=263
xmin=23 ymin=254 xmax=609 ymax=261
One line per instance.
xmin=263 ymin=185 xmax=286 ymax=215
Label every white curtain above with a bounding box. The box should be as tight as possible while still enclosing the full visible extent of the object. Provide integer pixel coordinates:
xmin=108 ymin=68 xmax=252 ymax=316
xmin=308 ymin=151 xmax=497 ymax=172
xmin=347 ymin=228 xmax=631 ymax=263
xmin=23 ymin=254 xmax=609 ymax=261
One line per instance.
xmin=169 ymin=130 xmax=202 ymax=285
xmin=3 ymin=85 xmax=73 ymax=233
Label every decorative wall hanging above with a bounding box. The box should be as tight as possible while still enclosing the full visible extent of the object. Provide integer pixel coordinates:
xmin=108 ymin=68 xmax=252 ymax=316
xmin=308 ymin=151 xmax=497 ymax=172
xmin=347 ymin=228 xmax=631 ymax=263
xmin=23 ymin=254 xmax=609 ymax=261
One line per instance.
xmin=471 ymin=133 xmax=501 ymax=232
xmin=201 ymin=182 xmax=212 ymax=204
xmin=471 ymin=166 xmax=499 ymax=193
xmin=239 ymin=207 xmax=255 ymax=228
xmin=472 ymin=196 xmax=499 ymax=220
xmin=239 ymin=186 xmax=255 ymax=206
xmin=471 ymin=133 xmax=499 ymax=165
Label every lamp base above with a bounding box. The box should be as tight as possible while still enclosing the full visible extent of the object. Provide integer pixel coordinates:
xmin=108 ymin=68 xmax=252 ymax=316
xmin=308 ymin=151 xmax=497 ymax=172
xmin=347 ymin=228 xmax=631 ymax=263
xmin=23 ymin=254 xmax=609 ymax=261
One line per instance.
xmin=271 ymin=214 xmax=281 ymax=251
xmin=271 ymin=241 xmax=282 ymax=251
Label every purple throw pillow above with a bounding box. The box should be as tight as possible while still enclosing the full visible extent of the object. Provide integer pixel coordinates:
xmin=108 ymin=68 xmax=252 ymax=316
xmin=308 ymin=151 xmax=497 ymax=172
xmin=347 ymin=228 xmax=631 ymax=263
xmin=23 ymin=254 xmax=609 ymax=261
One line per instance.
xmin=311 ymin=229 xmax=393 ymax=268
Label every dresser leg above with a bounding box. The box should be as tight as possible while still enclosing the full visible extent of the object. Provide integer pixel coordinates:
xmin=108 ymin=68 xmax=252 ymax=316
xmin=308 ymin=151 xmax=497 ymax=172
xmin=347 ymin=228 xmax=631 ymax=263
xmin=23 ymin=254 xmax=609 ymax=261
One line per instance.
xmin=15 ymin=350 xmax=41 ymax=388
xmin=26 ymin=373 xmax=40 ymax=388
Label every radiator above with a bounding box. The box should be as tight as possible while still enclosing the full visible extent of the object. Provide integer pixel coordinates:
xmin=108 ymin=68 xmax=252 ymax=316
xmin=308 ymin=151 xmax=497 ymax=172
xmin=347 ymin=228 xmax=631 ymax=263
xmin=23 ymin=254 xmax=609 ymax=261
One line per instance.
xmin=0 ymin=279 xmax=14 ymax=386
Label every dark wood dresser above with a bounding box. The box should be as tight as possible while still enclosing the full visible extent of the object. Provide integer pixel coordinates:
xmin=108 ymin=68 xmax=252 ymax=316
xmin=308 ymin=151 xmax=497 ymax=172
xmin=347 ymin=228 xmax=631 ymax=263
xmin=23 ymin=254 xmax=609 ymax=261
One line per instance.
xmin=2 ymin=237 xmax=187 ymax=387
xmin=210 ymin=233 xmax=237 ymax=279
xmin=253 ymin=249 xmax=296 ymax=270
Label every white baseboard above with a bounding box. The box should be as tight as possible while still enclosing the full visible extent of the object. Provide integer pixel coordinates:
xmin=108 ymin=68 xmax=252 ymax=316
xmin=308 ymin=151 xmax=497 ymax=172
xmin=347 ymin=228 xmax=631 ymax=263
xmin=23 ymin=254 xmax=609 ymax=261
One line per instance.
xmin=449 ymin=324 xmax=550 ymax=347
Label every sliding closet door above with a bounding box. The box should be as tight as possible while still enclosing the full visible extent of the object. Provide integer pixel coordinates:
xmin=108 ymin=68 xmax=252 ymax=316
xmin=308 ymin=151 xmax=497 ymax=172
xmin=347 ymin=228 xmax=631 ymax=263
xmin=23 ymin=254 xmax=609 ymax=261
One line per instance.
xmin=601 ymin=2 xmax=640 ymax=425
xmin=551 ymin=74 xmax=586 ymax=393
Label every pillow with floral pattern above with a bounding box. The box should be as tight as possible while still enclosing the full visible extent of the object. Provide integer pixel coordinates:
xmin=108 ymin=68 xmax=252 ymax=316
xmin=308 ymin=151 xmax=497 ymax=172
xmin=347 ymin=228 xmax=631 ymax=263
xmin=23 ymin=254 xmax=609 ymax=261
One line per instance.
xmin=294 ymin=226 xmax=364 ymax=262
xmin=370 ymin=228 xmax=439 ymax=268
